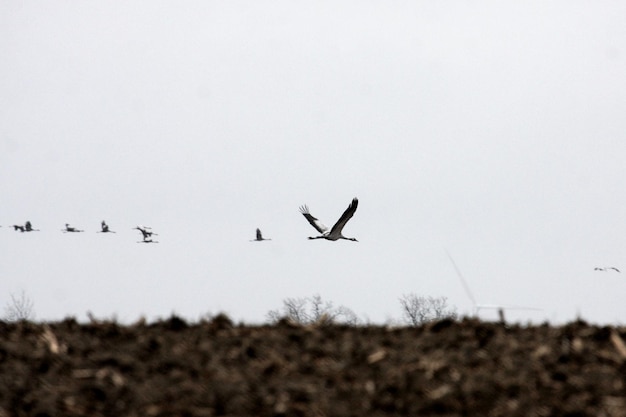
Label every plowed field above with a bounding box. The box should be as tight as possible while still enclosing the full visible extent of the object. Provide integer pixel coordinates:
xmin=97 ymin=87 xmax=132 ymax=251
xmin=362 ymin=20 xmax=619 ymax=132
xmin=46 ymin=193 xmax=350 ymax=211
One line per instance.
xmin=2 ymin=316 xmax=626 ymax=416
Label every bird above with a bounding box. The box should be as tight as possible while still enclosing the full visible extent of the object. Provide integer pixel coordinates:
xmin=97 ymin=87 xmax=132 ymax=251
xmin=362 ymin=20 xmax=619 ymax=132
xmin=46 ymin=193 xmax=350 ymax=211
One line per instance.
xmin=134 ymin=226 xmax=158 ymax=241
xmin=98 ymin=220 xmax=116 ymax=233
xmin=10 ymin=221 xmax=38 ymax=232
xmin=63 ymin=223 xmax=84 ymax=233
xmin=299 ymin=197 xmax=359 ymax=241
xmin=251 ymin=228 xmax=271 ymax=242
xmin=24 ymin=221 xmax=39 ymax=232
xmin=594 ymin=267 xmax=620 ymax=272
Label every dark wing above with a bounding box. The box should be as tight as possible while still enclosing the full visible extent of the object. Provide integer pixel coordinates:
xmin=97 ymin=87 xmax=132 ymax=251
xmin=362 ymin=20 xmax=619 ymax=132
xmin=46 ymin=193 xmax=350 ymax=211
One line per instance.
xmin=256 ymin=228 xmax=263 ymax=240
xmin=611 ymin=267 xmax=621 ymax=272
xmin=329 ymin=198 xmax=358 ymax=235
xmin=299 ymin=205 xmax=328 ymax=234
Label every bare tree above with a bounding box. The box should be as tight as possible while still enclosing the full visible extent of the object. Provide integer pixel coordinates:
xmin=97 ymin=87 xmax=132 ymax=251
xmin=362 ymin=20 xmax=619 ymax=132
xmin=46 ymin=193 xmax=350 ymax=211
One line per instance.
xmin=267 ymin=294 xmax=360 ymax=326
xmin=4 ymin=291 xmax=35 ymax=322
xmin=335 ymin=305 xmax=360 ymax=326
xmin=283 ymin=297 xmax=310 ymax=323
xmin=399 ymin=293 xmax=457 ymax=326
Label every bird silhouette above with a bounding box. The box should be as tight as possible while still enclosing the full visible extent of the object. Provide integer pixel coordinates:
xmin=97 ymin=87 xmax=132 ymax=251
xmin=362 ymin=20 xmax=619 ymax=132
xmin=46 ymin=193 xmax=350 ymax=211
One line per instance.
xmin=11 ymin=221 xmax=38 ymax=232
xmin=134 ymin=226 xmax=158 ymax=242
xmin=251 ymin=228 xmax=271 ymax=242
xmin=24 ymin=221 xmax=39 ymax=232
xmin=98 ymin=220 xmax=116 ymax=233
xmin=594 ymin=267 xmax=620 ymax=272
xmin=300 ymin=197 xmax=359 ymax=241
xmin=63 ymin=223 xmax=84 ymax=233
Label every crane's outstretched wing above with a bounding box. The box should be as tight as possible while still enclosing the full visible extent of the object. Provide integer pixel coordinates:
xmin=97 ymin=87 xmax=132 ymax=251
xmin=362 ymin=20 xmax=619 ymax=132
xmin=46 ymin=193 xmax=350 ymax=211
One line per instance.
xmin=329 ymin=198 xmax=358 ymax=235
xmin=256 ymin=228 xmax=263 ymax=240
xmin=299 ymin=205 xmax=328 ymax=234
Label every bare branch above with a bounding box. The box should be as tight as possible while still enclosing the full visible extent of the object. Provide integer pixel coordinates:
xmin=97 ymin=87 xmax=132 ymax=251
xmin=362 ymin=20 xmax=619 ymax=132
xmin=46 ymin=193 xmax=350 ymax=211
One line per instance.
xmin=267 ymin=294 xmax=360 ymax=326
xmin=4 ymin=291 xmax=35 ymax=322
xmin=399 ymin=293 xmax=457 ymax=326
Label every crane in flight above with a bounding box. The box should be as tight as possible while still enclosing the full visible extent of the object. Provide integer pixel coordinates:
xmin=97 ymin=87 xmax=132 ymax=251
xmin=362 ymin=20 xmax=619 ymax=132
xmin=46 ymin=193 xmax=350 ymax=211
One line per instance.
xmin=134 ymin=226 xmax=158 ymax=243
xmin=11 ymin=221 xmax=39 ymax=232
xmin=24 ymin=221 xmax=39 ymax=232
xmin=251 ymin=228 xmax=271 ymax=242
xmin=299 ymin=197 xmax=359 ymax=241
xmin=63 ymin=223 xmax=84 ymax=233
xmin=98 ymin=220 xmax=116 ymax=233
xmin=594 ymin=267 xmax=620 ymax=273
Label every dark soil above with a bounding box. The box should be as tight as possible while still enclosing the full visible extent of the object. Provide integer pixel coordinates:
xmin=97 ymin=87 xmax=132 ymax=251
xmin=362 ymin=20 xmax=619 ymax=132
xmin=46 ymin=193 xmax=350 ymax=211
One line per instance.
xmin=1 ymin=316 xmax=626 ymax=417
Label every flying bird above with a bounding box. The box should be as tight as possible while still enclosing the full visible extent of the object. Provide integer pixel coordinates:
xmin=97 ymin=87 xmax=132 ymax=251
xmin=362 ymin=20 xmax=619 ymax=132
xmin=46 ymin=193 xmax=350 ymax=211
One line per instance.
xmin=98 ymin=220 xmax=116 ymax=233
xmin=134 ymin=226 xmax=158 ymax=242
xmin=299 ymin=197 xmax=359 ymax=241
xmin=11 ymin=221 xmax=39 ymax=232
xmin=251 ymin=228 xmax=271 ymax=242
xmin=594 ymin=267 xmax=620 ymax=272
xmin=63 ymin=223 xmax=84 ymax=233
xmin=24 ymin=221 xmax=39 ymax=232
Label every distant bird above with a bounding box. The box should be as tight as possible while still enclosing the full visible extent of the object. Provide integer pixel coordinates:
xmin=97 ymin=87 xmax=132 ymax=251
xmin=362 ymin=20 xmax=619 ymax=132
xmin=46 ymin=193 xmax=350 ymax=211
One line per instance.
xmin=251 ymin=228 xmax=271 ymax=242
xmin=98 ymin=220 xmax=116 ymax=233
xmin=299 ymin=197 xmax=359 ymax=241
xmin=63 ymin=223 xmax=84 ymax=233
xmin=134 ymin=226 xmax=158 ymax=242
xmin=594 ymin=267 xmax=620 ymax=273
xmin=24 ymin=221 xmax=39 ymax=232
xmin=11 ymin=221 xmax=38 ymax=232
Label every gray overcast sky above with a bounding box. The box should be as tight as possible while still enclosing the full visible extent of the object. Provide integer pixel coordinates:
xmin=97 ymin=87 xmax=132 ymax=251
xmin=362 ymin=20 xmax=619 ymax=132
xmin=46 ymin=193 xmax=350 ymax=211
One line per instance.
xmin=2 ymin=1 xmax=626 ymax=324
